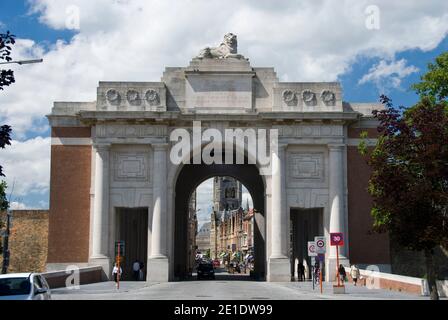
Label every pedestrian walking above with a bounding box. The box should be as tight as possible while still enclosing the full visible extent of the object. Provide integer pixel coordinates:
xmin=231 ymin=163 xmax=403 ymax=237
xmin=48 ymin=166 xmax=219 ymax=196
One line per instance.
xmin=139 ymin=261 xmax=145 ymax=281
xmin=132 ymin=260 xmax=140 ymax=281
xmin=112 ymin=262 xmax=123 ymax=284
xmin=350 ymin=264 xmax=360 ymax=286
xmin=298 ymin=262 xmax=305 ymax=281
xmin=338 ymin=264 xmax=347 ymax=283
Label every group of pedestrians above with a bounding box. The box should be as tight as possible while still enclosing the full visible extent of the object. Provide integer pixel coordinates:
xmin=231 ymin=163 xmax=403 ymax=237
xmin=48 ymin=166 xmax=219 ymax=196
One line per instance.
xmin=111 ymin=259 xmax=146 ymax=284
xmin=338 ymin=264 xmax=360 ymax=285
xmin=303 ymin=262 xmax=360 ymax=286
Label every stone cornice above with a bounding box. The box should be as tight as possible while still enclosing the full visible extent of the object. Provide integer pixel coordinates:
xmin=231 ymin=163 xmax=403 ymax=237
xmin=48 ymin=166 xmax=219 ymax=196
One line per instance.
xmin=75 ymin=110 xmax=361 ymax=124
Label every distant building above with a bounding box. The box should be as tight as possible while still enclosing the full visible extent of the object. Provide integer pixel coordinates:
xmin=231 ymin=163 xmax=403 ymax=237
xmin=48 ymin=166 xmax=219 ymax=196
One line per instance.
xmin=187 ymin=190 xmax=198 ymax=272
xmin=210 ymin=176 xmax=253 ymax=261
xmin=196 ymin=222 xmax=211 ymax=254
xmin=213 ymin=176 xmax=241 ymax=211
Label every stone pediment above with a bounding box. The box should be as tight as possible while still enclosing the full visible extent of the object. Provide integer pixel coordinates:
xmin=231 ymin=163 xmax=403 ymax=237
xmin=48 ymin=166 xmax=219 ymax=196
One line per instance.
xmin=184 ymin=58 xmax=255 ymax=112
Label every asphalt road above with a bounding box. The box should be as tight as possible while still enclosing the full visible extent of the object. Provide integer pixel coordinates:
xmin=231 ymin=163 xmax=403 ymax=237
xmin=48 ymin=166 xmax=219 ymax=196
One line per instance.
xmin=51 ymin=272 xmax=427 ymax=300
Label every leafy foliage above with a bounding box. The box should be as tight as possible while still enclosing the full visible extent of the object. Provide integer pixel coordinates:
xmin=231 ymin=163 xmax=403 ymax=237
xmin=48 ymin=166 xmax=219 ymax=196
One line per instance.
xmin=0 ymin=31 xmax=16 ymax=90
xmin=367 ymin=95 xmax=448 ymax=252
xmin=412 ymin=51 xmax=448 ymax=103
xmin=0 ymin=125 xmax=12 ymax=177
xmin=0 ymin=31 xmax=15 ymax=179
xmin=0 ymin=180 xmax=8 ymax=211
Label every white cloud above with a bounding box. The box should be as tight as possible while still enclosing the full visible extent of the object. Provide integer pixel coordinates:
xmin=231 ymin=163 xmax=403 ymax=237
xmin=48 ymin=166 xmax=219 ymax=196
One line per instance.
xmin=358 ymin=59 xmax=419 ymax=93
xmin=195 ymin=178 xmax=214 ymax=225
xmin=0 ymin=136 xmax=50 ymax=197
xmin=10 ymin=201 xmax=28 ymax=210
xmin=1 ymin=0 xmax=447 ymax=137
xmin=1 ymin=0 xmax=448 ymax=204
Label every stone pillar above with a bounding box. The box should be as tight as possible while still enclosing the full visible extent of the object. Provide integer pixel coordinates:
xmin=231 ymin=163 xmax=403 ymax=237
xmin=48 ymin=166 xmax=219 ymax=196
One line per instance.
xmin=89 ymin=144 xmax=111 ymax=278
xmin=147 ymin=143 xmax=169 ymax=282
xmin=268 ymin=144 xmax=290 ymax=281
xmin=327 ymin=144 xmax=349 ymax=281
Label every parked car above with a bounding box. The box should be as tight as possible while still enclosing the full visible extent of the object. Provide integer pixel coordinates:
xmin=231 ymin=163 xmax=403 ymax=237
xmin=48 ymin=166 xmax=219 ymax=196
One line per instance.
xmin=197 ymin=262 xmax=215 ymax=280
xmin=0 ymin=273 xmax=51 ymax=300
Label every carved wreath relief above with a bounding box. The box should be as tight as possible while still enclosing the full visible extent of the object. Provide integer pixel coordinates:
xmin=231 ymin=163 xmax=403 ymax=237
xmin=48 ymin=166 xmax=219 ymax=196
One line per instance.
xmin=145 ymin=89 xmax=160 ymax=106
xmin=281 ymin=89 xmax=335 ymax=106
xmin=321 ymin=90 xmax=335 ymax=105
xmin=282 ymin=90 xmax=296 ymax=105
xmin=302 ymin=90 xmax=316 ymax=103
xmin=106 ymin=88 xmax=160 ymax=107
xmin=126 ymin=89 xmax=140 ymax=106
xmin=106 ymin=89 xmax=121 ymax=106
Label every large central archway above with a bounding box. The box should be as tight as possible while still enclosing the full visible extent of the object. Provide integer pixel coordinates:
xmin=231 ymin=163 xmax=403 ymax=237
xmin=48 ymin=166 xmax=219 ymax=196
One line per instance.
xmin=173 ymin=161 xmax=266 ymax=280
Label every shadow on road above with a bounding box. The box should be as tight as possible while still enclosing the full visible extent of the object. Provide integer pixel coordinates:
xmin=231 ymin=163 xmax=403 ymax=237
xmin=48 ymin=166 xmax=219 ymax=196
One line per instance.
xmin=184 ymin=267 xmax=254 ymax=281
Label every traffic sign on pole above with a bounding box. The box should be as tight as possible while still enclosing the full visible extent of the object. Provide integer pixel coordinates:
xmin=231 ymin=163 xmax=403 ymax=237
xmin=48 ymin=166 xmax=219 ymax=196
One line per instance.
xmin=314 ymin=236 xmax=326 ymax=254
xmin=330 ymin=233 xmax=344 ymax=246
xmin=330 ymin=232 xmax=345 ymax=289
xmin=307 ymin=241 xmax=317 ymax=257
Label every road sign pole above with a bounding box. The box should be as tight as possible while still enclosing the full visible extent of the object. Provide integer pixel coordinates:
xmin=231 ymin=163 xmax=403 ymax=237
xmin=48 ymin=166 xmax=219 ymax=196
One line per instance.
xmin=312 ymin=266 xmax=314 ymax=290
xmin=311 ymin=256 xmax=315 ymax=290
xmin=117 ymin=244 xmax=120 ymax=290
xmin=336 ymin=244 xmax=340 ymax=287
xmin=319 ymin=260 xmax=323 ymax=294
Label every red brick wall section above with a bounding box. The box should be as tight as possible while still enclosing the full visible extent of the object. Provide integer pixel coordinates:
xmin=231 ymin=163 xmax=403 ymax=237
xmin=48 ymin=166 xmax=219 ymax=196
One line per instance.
xmin=345 ymin=274 xmax=421 ymax=295
xmin=379 ymin=278 xmax=421 ymax=295
xmin=347 ymin=146 xmax=391 ymax=265
xmin=47 ymin=145 xmax=92 ymax=263
xmin=51 ymin=127 xmax=91 ymax=138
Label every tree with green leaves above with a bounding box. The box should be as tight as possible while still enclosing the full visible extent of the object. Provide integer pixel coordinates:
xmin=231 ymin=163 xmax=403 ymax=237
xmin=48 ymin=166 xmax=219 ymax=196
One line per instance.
xmin=0 ymin=181 xmax=8 ymax=252
xmin=360 ymin=52 xmax=448 ymax=300
xmin=412 ymin=51 xmax=448 ymax=104
xmin=0 ymin=31 xmax=15 ymax=178
xmin=0 ymin=31 xmax=15 ymax=257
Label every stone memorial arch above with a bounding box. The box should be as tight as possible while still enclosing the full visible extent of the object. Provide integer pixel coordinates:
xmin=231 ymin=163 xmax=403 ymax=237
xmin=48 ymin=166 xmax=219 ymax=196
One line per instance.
xmin=47 ymin=34 xmax=391 ymax=282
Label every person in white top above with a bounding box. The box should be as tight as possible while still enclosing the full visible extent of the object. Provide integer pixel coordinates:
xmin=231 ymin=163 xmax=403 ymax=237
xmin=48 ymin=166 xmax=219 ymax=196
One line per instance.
xmin=350 ymin=264 xmax=360 ymax=286
xmin=133 ymin=260 xmax=141 ymax=281
xmin=112 ymin=263 xmax=122 ymax=283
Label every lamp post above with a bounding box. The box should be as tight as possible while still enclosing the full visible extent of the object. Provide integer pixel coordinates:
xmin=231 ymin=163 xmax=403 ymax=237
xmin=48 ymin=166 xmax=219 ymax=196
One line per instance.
xmin=1 ymin=209 xmax=12 ymax=274
xmin=0 ymin=59 xmax=43 ymax=66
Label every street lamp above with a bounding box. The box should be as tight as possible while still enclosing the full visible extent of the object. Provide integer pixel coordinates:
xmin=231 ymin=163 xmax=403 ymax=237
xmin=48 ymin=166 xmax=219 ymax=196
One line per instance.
xmin=0 ymin=58 xmax=43 ymax=66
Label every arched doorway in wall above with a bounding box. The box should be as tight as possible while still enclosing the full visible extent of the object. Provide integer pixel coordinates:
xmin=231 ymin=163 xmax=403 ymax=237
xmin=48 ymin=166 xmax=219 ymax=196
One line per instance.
xmin=173 ymin=161 xmax=266 ymax=281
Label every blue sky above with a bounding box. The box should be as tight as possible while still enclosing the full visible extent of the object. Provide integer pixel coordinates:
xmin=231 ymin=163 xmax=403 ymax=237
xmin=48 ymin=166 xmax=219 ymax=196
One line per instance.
xmin=0 ymin=0 xmax=447 ymax=213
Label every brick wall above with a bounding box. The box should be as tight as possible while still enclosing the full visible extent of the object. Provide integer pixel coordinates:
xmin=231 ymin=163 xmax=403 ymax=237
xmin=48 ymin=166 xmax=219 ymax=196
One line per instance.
xmin=0 ymin=210 xmax=49 ymax=273
xmin=47 ymin=144 xmax=92 ymax=263
xmin=347 ymin=125 xmax=391 ymax=265
xmin=47 ymin=126 xmax=92 ymax=264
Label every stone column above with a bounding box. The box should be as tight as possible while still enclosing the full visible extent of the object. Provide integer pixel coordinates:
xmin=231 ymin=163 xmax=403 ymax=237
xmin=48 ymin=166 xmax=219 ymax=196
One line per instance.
xmin=147 ymin=143 xmax=169 ymax=282
xmin=327 ymin=144 xmax=349 ymax=280
xmin=89 ymin=144 xmax=111 ymax=277
xmin=268 ymin=144 xmax=290 ymax=281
